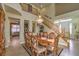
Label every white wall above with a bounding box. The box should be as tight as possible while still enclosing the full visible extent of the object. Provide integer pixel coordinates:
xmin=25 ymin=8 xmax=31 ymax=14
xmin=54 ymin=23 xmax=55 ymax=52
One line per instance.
xmin=72 ymin=17 xmax=79 ymax=39
xmin=4 ymin=3 xmax=22 ymax=13
xmin=4 ymin=15 xmax=10 ymax=47
xmin=43 ymin=4 xmax=55 ymax=22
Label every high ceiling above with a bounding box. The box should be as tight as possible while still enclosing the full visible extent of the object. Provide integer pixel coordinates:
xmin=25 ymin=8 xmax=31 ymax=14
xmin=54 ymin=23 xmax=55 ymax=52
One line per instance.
xmin=55 ymin=3 xmax=79 ymax=16
xmin=31 ymin=3 xmax=79 ymax=16
xmin=2 ymin=3 xmax=79 ymax=17
xmin=4 ymin=5 xmax=21 ymax=16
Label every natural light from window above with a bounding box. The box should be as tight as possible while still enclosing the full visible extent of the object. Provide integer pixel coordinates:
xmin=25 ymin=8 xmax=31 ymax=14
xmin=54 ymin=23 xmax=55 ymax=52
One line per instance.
xmin=54 ymin=19 xmax=72 ymax=34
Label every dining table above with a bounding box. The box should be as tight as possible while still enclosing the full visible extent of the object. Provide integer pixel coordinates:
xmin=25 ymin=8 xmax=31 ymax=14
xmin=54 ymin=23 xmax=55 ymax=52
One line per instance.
xmin=37 ymin=37 xmax=55 ymax=47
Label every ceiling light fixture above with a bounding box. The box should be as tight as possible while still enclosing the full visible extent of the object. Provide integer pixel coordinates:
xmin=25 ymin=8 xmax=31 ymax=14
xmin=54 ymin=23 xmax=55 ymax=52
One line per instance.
xmin=36 ymin=15 xmax=43 ymax=24
xmin=36 ymin=4 xmax=43 ymax=24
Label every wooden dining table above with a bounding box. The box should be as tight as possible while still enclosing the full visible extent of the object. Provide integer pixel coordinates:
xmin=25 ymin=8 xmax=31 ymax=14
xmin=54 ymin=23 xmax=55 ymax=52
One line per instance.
xmin=32 ymin=35 xmax=60 ymax=55
xmin=37 ymin=37 xmax=55 ymax=47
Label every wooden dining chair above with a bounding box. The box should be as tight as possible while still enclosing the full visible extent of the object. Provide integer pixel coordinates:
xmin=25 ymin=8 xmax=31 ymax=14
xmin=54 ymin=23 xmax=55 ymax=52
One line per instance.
xmin=39 ymin=32 xmax=44 ymax=37
xmin=25 ymin=32 xmax=28 ymax=44
xmin=30 ymin=36 xmax=47 ymax=56
xmin=60 ymin=31 xmax=70 ymax=47
xmin=43 ymin=32 xmax=48 ymax=38
xmin=48 ymin=32 xmax=56 ymax=39
xmin=25 ymin=32 xmax=33 ymax=49
xmin=47 ymin=32 xmax=59 ymax=56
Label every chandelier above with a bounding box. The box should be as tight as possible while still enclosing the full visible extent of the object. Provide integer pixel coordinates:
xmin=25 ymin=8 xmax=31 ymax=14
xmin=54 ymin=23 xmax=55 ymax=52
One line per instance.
xmin=36 ymin=4 xmax=44 ymax=24
xmin=36 ymin=15 xmax=43 ymax=24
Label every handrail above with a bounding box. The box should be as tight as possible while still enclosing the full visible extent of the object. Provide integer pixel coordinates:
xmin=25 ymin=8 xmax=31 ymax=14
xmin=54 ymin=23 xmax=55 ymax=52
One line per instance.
xmin=42 ymin=16 xmax=59 ymax=34
xmin=44 ymin=15 xmax=52 ymax=19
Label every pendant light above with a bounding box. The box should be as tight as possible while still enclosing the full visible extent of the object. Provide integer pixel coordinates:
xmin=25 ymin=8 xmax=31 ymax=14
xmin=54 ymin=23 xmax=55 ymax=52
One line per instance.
xmin=36 ymin=4 xmax=43 ymax=24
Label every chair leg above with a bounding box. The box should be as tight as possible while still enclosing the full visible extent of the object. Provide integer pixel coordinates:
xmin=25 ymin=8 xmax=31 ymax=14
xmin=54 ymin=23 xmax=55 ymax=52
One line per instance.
xmin=53 ymin=48 xmax=58 ymax=56
xmin=32 ymin=50 xmax=35 ymax=56
xmin=45 ymin=50 xmax=47 ymax=56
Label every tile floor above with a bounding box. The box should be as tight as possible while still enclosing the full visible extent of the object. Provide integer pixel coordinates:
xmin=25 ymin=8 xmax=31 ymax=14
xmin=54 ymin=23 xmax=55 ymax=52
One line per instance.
xmin=5 ymin=37 xmax=79 ymax=56
xmin=5 ymin=37 xmax=29 ymax=56
xmin=60 ymin=40 xmax=79 ymax=56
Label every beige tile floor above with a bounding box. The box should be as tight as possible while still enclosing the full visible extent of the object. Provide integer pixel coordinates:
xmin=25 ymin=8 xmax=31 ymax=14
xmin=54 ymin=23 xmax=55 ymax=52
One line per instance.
xmin=5 ymin=37 xmax=29 ymax=56
xmin=5 ymin=37 xmax=79 ymax=56
xmin=5 ymin=45 xmax=29 ymax=56
xmin=60 ymin=40 xmax=79 ymax=56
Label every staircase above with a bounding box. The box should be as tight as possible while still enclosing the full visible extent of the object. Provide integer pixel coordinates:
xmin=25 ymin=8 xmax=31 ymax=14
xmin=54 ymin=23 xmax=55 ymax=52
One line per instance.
xmin=42 ymin=15 xmax=59 ymax=34
xmin=42 ymin=15 xmax=69 ymax=47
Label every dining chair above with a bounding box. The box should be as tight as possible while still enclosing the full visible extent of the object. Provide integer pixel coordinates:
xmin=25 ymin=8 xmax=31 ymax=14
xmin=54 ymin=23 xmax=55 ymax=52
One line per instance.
xmin=30 ymin=36 xmax=47 ymax=56
xmin=60 ymin=31 xmax=70 ymax=47
xmin=39 ymin=32 xmax=44 ymax=37
xmin=25 ymin=32 xmax=33 ymax=49
xmin=43 ymin=32 xmax=48 ymax=38
xmin=47 ymin=32 xmax=59 ymax=56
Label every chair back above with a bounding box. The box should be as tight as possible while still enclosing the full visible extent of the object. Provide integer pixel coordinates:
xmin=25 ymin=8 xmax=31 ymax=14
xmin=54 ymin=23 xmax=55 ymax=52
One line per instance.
xmin=49 ymin=32 xmax=56 ymax=39
xmin=39 ymin=32 xmax=43 ymax=37
xmin=48 ymin=32 xmax=59 ymax=49
xmin=43 ymin=32 xmax=48 ymax=38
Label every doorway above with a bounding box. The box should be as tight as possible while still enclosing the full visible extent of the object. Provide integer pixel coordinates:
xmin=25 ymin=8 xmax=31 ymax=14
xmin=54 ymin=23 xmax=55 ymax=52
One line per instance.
xmin=9 ymin=17 xmax=20 ymax=47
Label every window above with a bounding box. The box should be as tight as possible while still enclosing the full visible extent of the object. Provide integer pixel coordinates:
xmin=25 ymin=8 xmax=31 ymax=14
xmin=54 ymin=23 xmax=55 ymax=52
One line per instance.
xmin=70 ymin=23 xmax=72 ymax=34
xmin=12 ymin=24 xmax=20 ymax=33
xmin=54 ymin=18 xmax=72 ymax=34
xmin=59 ymin=24 xmax=62 ymax=33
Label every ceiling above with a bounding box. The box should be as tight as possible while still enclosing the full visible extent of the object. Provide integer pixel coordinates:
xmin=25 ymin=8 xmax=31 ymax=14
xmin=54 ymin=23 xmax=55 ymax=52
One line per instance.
xmin=31 ymin=3 xmax=79 ymax=16
xmin=55 ymin=3 xmax=79 ymax=16
xmin=31 ymin=3 xmax=79 ymax=15
xmin=3 ymin=3 xmax=79 ymax=17
xmin=4 ymin=5 xmax=21 ymax=16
